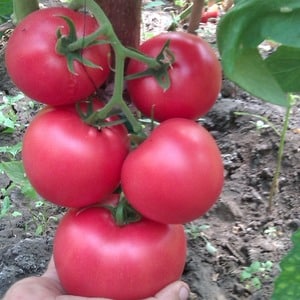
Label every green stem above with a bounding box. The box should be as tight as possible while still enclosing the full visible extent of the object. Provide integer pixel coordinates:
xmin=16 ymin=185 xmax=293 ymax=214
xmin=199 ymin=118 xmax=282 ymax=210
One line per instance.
xmin=267 ymin=94 xmax=294 ymax=212
xmin=68 ymin=0 xmax=160 ymax=133
xmin=234 ymin=111 xmax=281 ymax=136
xmin=67 ymin=27 xmax=107 ymax=51
xmin=168 ymin=3 xmax=193 ymax=31
xmin=103 ymin=194 xmax=141 ymax=226
xmin=69 ymin=0 xmax=160 ymax=68
xmin=12 ymin=0 xmax=39 ymax=24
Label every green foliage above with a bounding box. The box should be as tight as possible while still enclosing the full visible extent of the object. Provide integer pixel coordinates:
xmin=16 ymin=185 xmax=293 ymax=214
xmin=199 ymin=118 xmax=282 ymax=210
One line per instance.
xmin=0 ymin=160 xmax=56 ymax=235
xmin=0 ymin=142 xmax=22 ymax=158
xmin=217 ymin=0 xmax=300 ymax=107
xmin=0 ymin=93 xmax=24 ymax=133
xmin=0 ymin=0 xmax=13 ymax=23
xmin=185 ymin=223 xmax=217 ymax=255
xmin=0 ymin=160 xmax=39 ymax=200
xmin=174 ymin=0 xmax=188 ymax=7
xmin=272 ymin=230 xmax=300 ymax=299
xmin=240 ymin=261 xmax=273 ymax=291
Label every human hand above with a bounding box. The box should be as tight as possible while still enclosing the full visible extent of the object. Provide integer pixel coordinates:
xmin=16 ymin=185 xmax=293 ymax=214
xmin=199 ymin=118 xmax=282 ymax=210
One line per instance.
xmin=3 ymin=256 xmax=190 ymax=300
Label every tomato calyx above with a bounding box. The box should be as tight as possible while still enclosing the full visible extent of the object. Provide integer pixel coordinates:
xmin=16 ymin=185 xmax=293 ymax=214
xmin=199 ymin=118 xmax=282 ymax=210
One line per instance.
xmin=76 ymin=102 xmax=126 ymax=129
xmin=55 ymin=15 xmax=103 ymax=74
xmin=125 ymin=40 xmax=175 ymax=91
xmin=103 ymin=194 xmax=141 ymax=226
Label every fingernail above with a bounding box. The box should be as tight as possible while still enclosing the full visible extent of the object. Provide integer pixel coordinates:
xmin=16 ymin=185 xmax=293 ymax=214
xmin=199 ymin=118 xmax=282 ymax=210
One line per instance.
xmin=179 ymin=285 xmax=189 ymax=300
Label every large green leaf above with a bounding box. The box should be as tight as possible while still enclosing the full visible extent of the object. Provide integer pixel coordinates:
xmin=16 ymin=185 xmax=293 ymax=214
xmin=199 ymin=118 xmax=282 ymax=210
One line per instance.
xmin=217 ymin=0 xmax=300 ymax=107
xmin=0 ymin=160 xmax=39 ymax=199
xmin=272 ymin=230 xmax=300 ymax=299
xmin=0 ymin=0 xmax=13 ymax=23
xmin=265 ymin=46 xmax=300 ymax=93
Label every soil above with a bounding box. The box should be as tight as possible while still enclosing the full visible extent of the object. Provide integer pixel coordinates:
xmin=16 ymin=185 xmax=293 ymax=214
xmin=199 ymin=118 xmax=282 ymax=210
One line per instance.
xmin=0 ymin=1 xmax=300 ymax=299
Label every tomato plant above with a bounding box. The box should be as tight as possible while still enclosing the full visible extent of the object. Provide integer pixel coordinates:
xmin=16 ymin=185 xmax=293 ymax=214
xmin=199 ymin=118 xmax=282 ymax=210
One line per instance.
xmin=22 ymin=100 xmax=129 ymax=208
xmin=126 ymin=31 xmax=222 ymax=122
xmin=53 ymin=205 xmax=187 ymax=299
xmin=5 ymin=7 xmax=111 ymax=106
xmin=121 ymin=118 xmax=224 ymax=224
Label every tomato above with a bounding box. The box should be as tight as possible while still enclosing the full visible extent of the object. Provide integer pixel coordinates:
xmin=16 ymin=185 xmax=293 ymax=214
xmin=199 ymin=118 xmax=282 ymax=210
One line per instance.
xmin=5 ymin=7 xmax=111 ymax=105
xmin=126 ymin=32 xmax=222 ymax=122
xmin=22 ymin=101 xmax=129 ymax=208
xmin=201 ymin=4 xmax=219 ymax=23
xmin=53 ymin=206 xmax=187 ymax=299
xmin=121 ymin=118 xmax=224 ymax=224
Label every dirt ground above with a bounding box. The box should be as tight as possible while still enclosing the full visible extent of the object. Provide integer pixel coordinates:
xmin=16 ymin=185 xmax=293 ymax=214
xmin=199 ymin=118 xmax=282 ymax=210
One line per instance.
xmin=0 ymin=1 xmax=300 ymax=299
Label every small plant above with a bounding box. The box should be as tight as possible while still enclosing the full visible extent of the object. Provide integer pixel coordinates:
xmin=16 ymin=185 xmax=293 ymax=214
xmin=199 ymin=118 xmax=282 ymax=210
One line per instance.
xmin=0 ymin=183 xmax=22 ymax=218
xmin=264 ymin=226 xmax=278 ymax=238
xmin=185 ymin=223 xmax=217 ymax=255
xmin=0 ymin=93 xmax=23 ymax=133
xmin=26 ymin=200 xmax=59 ymax=236
xmin=234 ymin=111 xmax=280 ymax=136
xmin=240 ymin=261 xmax=273 ymax=291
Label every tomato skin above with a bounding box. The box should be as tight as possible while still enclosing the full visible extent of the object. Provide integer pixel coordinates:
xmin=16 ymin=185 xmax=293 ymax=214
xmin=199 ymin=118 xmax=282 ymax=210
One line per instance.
xmin=53 ymin=206 xmax=186 ymax=299
xmin=22 ymin=102 xmax=129 ymax=208
xmin=5 ymin=7 xmax=111 ymax=105
xmin=126 ymin=32 xmax=222 ymax=122
xmin=121 ymin=118 xmax=224 ymax=224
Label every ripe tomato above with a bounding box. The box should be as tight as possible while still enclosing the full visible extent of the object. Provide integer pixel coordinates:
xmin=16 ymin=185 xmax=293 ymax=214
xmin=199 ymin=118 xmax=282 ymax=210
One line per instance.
xmin=53 ymin=206 xmax=187 ymax=299
xmin=201 ymin=4 xmax=219 ymax=23
xmin=121 ymin=118 xmax=224 ymax=224
xmin=126 ymin=32 xmax=222 ymax=122
xmin=5 ymin=7 xmax=111 ymax=105
xmin=22 ymin=101 xmax=129 ymax=208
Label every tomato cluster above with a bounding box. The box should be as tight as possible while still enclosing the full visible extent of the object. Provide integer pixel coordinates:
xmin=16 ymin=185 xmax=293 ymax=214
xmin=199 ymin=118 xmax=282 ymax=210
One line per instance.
xmin=5 ymin=6 xmax=224 ymax=300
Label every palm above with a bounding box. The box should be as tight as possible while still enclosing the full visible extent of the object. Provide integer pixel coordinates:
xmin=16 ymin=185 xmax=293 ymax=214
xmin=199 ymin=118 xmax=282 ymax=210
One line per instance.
xmin=3 ymin=257 xmax=189 ymax=300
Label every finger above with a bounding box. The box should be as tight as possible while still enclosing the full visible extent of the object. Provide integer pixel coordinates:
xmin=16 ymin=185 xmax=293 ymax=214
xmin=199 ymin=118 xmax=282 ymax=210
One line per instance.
xmin=150 ymin=281 xmax=190 ymax=300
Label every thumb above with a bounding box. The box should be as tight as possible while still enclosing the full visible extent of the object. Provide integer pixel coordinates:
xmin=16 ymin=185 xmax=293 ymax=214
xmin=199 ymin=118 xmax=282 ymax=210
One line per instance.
xmin=152 ymin=281 xmax=190 ymax=300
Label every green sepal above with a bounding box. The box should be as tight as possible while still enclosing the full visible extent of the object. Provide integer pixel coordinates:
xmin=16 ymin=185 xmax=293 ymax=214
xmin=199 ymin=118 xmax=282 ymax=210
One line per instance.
xmin=125 ymin=40 xmax=174 ymax=91
xmin=102 ymin=194 xmax=141 ymax=227
xmin=55 ymin=15 xmax=101 ymax=74
xmin=76 ymin=100 xmax=126 ymax=128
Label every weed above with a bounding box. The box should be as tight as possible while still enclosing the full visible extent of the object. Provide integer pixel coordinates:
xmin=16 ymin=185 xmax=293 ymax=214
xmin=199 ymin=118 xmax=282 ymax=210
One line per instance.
xmin=0 ymin=92 xmax=24 ymax=133
xmin=264 ymin=226 xmax=278 ymax=238
xmin=240 ymin=261 xmax=273 ymax=291
xmin=185 ymin=223 xmax=217 ymax=255
xmin=26 ymin=200 xmax=59 ymax=236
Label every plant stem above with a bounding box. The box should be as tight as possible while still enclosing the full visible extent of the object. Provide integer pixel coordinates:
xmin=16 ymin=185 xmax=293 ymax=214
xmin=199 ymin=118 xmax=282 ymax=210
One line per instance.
xmin=167 ymin=3 xmax=193 ymax=31
xmin=68 ymin=0 xmax=161 ymax=133
xmin=267 ymin=94 xmax=294 ymax=212
xmin=12 ymin=0 xmax=39 ymax=24
xmin=234 ymin=111 xmax=281 ymax=136
xmin=188 ymin=0 xmax=204 ymax=34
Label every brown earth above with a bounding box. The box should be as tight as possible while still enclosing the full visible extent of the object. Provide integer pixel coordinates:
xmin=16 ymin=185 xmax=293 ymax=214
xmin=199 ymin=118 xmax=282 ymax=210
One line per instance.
xmin=0 ymin=1 xmax=300 ymax=299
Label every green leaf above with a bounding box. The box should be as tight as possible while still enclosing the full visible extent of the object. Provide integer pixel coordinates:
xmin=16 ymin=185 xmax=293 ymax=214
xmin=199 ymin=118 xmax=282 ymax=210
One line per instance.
xmin=0 ymin=0 xmax=13 ymax=23
xmin=217 ymin=0 xmax=300 ymax=107
xmin=0 ymin=142 xmax=22 ymax=157
xmin=272 ymin=229 xmax=300 ymax=300
xmin=0 ymin=160 xmax=39 ymax=199
xmin=265 ymin=46 xmax=300 ymax=93
xmin=0 ymin=160 xmax=27 ymax=184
